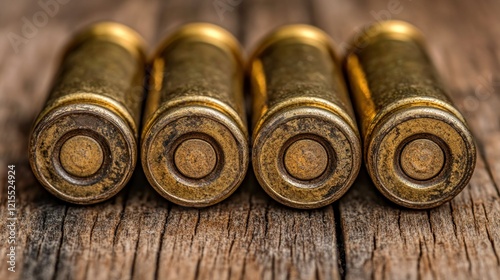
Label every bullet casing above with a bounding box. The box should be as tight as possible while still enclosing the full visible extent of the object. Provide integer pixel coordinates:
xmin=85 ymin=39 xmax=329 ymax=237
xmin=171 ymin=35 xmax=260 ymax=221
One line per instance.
xmin=345 ymin=20 xmax=476 ymax=208
xmin=250 ymin=25 xmax=362 ymax=209
xmin=141 ymin=23 xmax=248 ymax=207
xmin=29 ymin=22 xmax=146 ymax=204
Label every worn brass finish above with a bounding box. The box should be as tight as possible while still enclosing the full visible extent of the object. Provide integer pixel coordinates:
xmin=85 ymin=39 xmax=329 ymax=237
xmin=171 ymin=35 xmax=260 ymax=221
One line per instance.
xmin=29 ymin=22 xmax=146 ymax=204
xmin=284 ymin=139 xmax=329 ymax=181
xmin=249 ymin=25 xmax=362 ymax=209
xmin=59 ymin=135 xmax=104 ymax=177
xmin=345 ymin=20 xmax=476 ymax=209
xmin=141 ymin=23 xmax=248 ymax=207
xmin=400 ymin=139 xmax=445 ymax=181
xmin=174 ymin=139 xmax=218 ymax=179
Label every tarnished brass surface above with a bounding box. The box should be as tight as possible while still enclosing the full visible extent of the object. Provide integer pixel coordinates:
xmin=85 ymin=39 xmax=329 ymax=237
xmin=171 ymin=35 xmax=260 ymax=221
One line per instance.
xmin=400 ymin=139 xmax=445 ymax=181
xmin=284 ymin=139 xmax=329 ymax=181
xmin=249 ymin=25 xmax=362 ymax=209
xmin=141 ymin=23 xmax=248 ymax=207
xmin=345 ymin=20 xmax=476 ymax=209
xmin=59 ymin=135 xmax=104 ymax=177
xmin=174 ymin=139 xmax=217 ymax=179
xmin=29 ymin=22 xmax=146 ymax=204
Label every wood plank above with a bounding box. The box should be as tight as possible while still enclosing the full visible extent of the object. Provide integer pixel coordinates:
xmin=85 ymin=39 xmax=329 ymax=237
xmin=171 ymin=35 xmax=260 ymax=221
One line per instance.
xmin=312 ymin=0 xmax=500 ymax=279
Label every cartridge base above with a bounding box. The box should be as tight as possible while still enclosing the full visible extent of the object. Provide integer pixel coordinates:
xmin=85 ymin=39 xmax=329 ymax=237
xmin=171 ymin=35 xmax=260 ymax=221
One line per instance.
xmin=142 ymin=105 xmax=248 ymax=207
xmin=253 ymin=106 xmax=361 ymax=209
xmin=367 ymin=106 xmax=476 ymax=209
xmin=29 ymin=102 xmax=136 ymax=204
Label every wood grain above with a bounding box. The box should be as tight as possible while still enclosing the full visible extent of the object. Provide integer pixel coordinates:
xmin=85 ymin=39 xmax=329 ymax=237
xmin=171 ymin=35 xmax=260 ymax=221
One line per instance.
xmin=0 ymin=0 xmax=499 ymax=279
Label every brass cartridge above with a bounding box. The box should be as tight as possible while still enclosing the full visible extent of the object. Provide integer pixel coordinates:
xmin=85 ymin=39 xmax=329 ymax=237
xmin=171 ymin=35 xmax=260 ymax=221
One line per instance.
xmin=29 ymin=22 xmax=146 ymax=204
xmin=141 ymin=23 xmax=248 ymax=207
xmin=249 ymin=25 xmax=362 ymax=209
xmin=345 ymin=20 xmax=476 ymax=209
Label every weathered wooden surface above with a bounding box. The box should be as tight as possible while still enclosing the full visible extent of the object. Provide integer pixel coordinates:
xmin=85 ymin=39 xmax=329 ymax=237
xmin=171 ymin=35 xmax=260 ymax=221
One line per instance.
xmin=0 ymin=0 xmax=499 ymax=279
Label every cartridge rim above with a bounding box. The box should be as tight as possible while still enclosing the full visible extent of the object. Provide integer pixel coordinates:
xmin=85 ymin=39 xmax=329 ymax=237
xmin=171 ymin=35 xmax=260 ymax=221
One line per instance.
xmin=29 ymin=103 xmax=137 ymax=204
xmin=252 ymin=106 xmax=361 ymax=209
xmin=141 ymin=105 xmax=249 ymax=207
xmin=368 ymin=106 xmax=476 ymax=209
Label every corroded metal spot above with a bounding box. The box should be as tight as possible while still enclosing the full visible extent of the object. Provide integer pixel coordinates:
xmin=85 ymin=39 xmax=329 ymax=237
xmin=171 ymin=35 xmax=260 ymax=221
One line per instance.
xmin=284 ymin=139 xmax=328 ymax=181
xmin=174 ymin=139 xmax=217 ymax=179
xmin=400 ymin=139 xmax=444 ymax=181
xmin=59 ymin=135 xmax=104 ymax=177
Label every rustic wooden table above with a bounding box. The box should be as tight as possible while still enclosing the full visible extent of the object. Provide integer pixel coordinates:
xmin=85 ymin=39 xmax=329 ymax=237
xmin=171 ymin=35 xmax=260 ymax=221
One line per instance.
xmin=1 ymin=0 xmax=499 ymax=279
